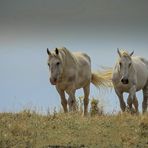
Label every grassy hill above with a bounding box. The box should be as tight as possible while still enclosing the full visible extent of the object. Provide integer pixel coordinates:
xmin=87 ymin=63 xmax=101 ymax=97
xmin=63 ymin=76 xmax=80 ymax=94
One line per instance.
xmin=0 ymin=111 xmax=148 ymax=148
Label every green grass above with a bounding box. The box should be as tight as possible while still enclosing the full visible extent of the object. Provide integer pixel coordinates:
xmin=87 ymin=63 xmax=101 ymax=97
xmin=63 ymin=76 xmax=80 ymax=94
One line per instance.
xmin=0 ymin=110 xmax=148 ymax=148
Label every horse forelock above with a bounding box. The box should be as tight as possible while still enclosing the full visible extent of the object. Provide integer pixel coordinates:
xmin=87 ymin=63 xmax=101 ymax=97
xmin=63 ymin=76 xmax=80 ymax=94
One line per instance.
xmin=116 ymin=50 xmax=132 ymax=70
xmin=48 ymin=49 xmax=62 ymax=62
xmin=120 ymin=50 xmax=132 ymax=60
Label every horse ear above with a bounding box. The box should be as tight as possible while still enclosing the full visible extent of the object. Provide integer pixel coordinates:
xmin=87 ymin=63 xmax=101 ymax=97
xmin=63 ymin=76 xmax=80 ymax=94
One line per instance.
xmin=130 ymin=51 xmax=134 ymax=57
xmin=117 ymin=48 xmax=121 ymax=57
xmin=55 ymin=48 xmax=59 ymax=55
xmin=47 ymin=48 xmax=51 ymax=56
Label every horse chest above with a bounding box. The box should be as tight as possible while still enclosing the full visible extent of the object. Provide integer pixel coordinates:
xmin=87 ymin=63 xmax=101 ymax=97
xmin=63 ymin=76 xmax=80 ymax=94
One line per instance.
xmin=113 ymin=72 xmax=132 ymax=92
xmin=116 ymin=83 xmax=131 ymax=92
xmin=57 ymin=76 xmax=77 ymax=90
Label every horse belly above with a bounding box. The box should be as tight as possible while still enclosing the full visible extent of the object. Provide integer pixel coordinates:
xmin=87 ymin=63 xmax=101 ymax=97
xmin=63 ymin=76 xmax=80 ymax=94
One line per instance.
xmin=76 ymin=71 xmax=91 ymax=89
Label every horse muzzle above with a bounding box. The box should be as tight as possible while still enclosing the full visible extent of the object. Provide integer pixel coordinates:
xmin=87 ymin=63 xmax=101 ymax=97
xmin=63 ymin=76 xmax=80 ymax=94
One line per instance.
xmin=50 ymin=77 xmax=57 ymax=85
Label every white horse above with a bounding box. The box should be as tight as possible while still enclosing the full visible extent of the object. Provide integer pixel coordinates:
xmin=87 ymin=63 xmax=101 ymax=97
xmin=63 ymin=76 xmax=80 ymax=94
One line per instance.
xmin=112 ymin=49 xmax=148 ymax=113
xmin=47 ymin=47 xmax=112 ymax=116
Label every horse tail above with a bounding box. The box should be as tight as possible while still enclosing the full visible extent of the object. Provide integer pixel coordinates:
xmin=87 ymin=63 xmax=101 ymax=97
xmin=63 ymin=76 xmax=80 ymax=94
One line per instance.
xmin=91 ymin=68 xmax=113 ymax=88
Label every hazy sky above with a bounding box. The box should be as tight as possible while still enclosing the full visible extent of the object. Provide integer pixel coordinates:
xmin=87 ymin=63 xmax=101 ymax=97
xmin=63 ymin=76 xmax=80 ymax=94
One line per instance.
xmin=0 ymin=0 xmax=148 ymax=113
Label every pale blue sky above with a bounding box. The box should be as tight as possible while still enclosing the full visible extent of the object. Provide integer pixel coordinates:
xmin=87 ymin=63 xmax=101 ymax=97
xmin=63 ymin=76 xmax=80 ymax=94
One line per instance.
xmin=0 ymin=0 xmax=148 ymax=114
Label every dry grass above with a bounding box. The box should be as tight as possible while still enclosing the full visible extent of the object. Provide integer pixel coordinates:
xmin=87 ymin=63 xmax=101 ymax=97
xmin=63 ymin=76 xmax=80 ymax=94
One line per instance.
xmin=0 ymin=110 xmax=148 ymax=148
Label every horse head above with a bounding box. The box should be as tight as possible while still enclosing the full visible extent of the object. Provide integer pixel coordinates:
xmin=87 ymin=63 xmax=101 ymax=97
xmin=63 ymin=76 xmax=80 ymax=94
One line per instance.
xmin=117 ymin=48 xmax=134 ymax=84
xmin=47 ymin=48 xmax=63 ymax=85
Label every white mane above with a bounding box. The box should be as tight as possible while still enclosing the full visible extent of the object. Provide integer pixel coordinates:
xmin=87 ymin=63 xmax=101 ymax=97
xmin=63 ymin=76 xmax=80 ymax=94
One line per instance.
xmin=57 ymin=47 xmax=78 ymax=66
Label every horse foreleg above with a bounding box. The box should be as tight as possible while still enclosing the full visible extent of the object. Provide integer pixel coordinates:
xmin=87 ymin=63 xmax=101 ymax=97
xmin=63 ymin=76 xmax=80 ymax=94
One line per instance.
xmin=56 ymin=87 xmax=68 ymax=113
xmin=115 ymin=89 xmax=126 ymax=112
xmin=128 ymin=85 xmax=136 ymax=113
xmin=83 ymin=84 xmax=90 ymax=116
xmin=143 ymin=85 xmax=148 ymax=113
xmin=133 ymin=96 xmax=139 ymax=113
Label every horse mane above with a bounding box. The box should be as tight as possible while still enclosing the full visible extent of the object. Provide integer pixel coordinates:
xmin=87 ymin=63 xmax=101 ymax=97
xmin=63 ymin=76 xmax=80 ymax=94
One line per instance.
xmin=57 ymin=47 xmax=78 ymax=65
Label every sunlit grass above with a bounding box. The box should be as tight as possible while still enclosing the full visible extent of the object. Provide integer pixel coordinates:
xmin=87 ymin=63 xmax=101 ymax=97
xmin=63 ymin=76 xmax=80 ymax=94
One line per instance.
xmin=0 ymin=109 xmax=147 ymax=148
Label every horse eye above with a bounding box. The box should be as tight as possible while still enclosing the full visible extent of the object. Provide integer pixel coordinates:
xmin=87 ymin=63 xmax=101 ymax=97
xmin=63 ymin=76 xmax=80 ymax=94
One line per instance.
xmin=56 ymin=62 xmax=60 ymax=66
xmin=119 ymin=62 xmax=122 ymax=67
xmin=48 ymin=63 xmax=50 ymax=67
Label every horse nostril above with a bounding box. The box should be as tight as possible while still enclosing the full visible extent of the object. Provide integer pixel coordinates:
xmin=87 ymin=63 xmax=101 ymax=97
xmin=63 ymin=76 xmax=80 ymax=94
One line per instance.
xmin=50 ymin=77 xmax=57 ymax=85
xmin=121 ymin=78 xmax=129 ymax=84
xmin=54 ymin=78 xmax=57 ymax=82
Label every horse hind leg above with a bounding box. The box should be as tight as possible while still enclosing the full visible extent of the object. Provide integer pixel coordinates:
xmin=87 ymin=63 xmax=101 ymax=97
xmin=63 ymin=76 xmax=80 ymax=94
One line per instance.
xmin=127 ymin=86 xmax=137 ymax=113
xmin=127 ymin=95 xmax=138 ymax=114
xmin=67 ymin=91 xmax=77 ymax=112
xmin=127 ymin=96 xmax=133 ymax=112
xmin=83 ymin=84 xmax=90 ymax=116
xmin=143 ymin=85 xmax=148 ymax=113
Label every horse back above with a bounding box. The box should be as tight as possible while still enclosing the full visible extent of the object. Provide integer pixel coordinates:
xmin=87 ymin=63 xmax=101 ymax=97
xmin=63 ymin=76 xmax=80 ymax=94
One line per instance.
xmin=74 ymin=52 xmax=91 ymax=67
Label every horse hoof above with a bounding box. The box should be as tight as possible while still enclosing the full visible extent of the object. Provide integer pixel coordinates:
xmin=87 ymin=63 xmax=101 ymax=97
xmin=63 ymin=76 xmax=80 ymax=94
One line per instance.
xmin=82 ymin=112 xmax=88 ymax=117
